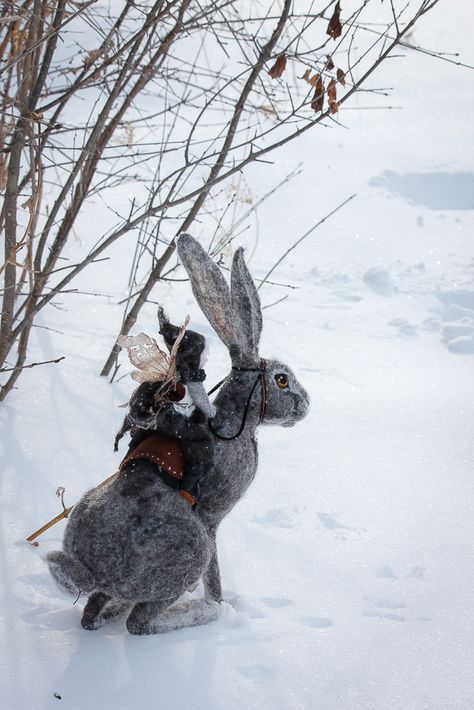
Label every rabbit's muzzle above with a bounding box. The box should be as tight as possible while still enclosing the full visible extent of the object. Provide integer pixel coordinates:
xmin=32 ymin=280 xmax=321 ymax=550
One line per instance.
xmin=283 ymin=390 xmax=310 ymax=426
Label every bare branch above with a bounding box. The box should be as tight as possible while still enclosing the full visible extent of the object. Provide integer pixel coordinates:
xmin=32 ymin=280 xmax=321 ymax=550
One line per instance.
xmin=0 ymin=355 xmax=65 ymax=374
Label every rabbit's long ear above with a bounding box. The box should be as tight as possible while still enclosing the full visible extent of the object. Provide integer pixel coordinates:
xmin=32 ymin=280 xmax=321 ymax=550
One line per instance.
xmin=231 ymin=247 xmax=262 ymax=364
xmin=177 ymin=234 xmax=235 ymax=348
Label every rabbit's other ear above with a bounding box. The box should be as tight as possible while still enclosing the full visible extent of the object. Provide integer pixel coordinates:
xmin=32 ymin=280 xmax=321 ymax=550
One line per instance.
xmin=177 ymin=234 xmax=235 ymax=348
xmin=231 ymin=247 xmax=262 ymax=364
xmin=158 ymin=307 xmax=177 ymax=352
xmin=158 ymin=306 xmax=181 ymax=340
xmin=157 ymin=306 xmax=169 ymax=332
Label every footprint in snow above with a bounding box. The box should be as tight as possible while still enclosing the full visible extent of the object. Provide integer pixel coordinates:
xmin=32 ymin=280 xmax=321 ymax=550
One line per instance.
xmin=317 ymin=512 xmax=351 ymax=530
xmin=367 ymin=567 xmax=430 ymax=622
xmin=363 ymin=598 xmax=430 ymax=623
xmin=259 ymin=597 xmax=294 ymax=609
xmin=317 ymin=512 xmax=364 ymax=539
xmin=301 ymin=616 xmax=334 ymax=629
xmin=252 ymin=507 xmax=299 ymax=529
xmin=376 ymin=564 xmax=398 ymax=579
xmin=363 ymin=598 xmax=406 ymax=622
xmin=387 ymin=318 xmax=418 ymax=337
xmin=363 ymin=268 xmax=396 ymax=297
xmin=332 ymin=290 xmax=363 ymax=303
xmin=375 ymin=565 xmax=426 ymax=580
xmin=372 ymin=599 xmax=406 ymax=610
xmin=229 ymin=596 xmax=266 ymax=619
xmin=363 ymin=609 xmax=405 ymax=622
xmin=406 ymin=565 xmax=425 ymax=579
xmin=436 ymin=290 xmax=474 ymax=355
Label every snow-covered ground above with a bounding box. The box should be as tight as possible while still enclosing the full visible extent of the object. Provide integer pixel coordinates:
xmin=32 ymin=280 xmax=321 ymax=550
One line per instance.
xmin=1 ymin=3 xmax=474 ymax=709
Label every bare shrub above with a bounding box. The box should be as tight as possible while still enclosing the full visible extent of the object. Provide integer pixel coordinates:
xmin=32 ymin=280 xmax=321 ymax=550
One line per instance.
xmin=0 ymin=0 xmax=439 ymax=398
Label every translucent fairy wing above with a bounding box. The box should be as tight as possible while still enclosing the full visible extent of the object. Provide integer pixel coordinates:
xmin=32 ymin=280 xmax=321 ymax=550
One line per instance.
xmin=130 ymin=369 xmax=159 ymax=384
xmin=118 ymin=315 xmax=190 ymax=384
xmin=118 ymin=332 xmax=171 ymax=383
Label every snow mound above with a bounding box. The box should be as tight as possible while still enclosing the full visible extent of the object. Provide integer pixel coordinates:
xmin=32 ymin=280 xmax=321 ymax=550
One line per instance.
xmin=370 ymin=170 xmax=474 ymax=210
xmin=362 ymin=268 xmax=395 ymax=297
xmin=436 ymin=290 xmax=474 ymax=355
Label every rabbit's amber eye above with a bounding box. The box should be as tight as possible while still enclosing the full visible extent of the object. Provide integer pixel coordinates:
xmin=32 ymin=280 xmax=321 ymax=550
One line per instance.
xmin=274 ymin=373 xmax=289 ymax=389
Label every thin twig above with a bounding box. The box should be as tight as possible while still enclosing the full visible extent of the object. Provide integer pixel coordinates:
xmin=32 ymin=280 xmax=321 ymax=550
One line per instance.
xmin=0 ymin=355 xmax=65 ymax=373
xmin=258 ymin=194 xmax=357 ymax=290
xmin=26 ymin=470 xmax=119 ymax=544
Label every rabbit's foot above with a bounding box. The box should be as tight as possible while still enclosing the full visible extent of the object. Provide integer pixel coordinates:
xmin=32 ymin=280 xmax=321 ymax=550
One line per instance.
xmin=126 ymin=600 xmax=172 ymax=635
xmin=126 ymin=598 xmax=220 ymax=635
xmin=82 ymin=615 xmax=107 ymax=631
xmin=82 ymin=593 xmax=129 ymax=631
xmin=81 ymin=592 xmax=110 ymax=630
xmin=154 ymin=598 xmax=220 ymax=633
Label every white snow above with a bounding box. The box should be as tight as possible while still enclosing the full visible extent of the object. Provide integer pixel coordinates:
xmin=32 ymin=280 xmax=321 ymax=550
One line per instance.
xmin=1 ymin=3 xmax=474 ymax=710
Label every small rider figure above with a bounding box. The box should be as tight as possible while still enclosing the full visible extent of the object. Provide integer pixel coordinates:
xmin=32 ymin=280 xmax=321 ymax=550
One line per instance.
xmin=115 ymin=308 xmax=215 ymax=502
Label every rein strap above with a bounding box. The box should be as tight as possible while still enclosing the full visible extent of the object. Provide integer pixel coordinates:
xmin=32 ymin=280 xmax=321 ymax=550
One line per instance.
xmin=208 ymin=360 xmax=267 ymax=441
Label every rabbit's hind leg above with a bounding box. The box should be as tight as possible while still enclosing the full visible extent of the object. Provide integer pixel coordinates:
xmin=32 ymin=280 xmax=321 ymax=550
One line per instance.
xmin=126 ymin=598 xmax=219 ymax=635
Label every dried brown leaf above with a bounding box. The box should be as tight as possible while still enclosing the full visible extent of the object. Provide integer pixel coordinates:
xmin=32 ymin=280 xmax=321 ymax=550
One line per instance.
xmin=327 ymin=78 xmax=337 ymax=102
xmin=301 ymin=69 xmax=320 ymax=88
xmin=83 ymin=47 xmax=106 ymax=67
xmin=325 ymin=55 xmax=335 ymax=71
xmin=327 ymin=78 xmax=338 ymax=114
xmin=327 ymin=2 xmax=342 ymax=40
xmin=22 ymin=194 xmax=37 ymax=213
xmin=336 ymin=68 xmax=346 ymax=86
xmin=311 ymin=76 xmax=324 ymax=112
xmin=268 ymin=54 xmax=287 ymax=79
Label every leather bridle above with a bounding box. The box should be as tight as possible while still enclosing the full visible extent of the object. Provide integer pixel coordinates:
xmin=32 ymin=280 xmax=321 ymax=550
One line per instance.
xmin=207 ymin=359 xmax=267 ymax=441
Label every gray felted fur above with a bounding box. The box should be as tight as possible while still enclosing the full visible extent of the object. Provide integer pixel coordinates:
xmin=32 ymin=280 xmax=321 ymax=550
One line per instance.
xmin=46 ymin=234 xmax=309 ymax=634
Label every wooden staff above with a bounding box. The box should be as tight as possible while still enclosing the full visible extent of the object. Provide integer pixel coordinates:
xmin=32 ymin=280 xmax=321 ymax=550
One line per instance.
xmin=26 ymin=471 xmax=119 ymax=545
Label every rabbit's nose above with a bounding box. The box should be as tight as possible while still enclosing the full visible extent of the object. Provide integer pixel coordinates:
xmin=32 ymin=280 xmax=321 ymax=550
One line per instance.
xmin=295 ymin=393 xmax=310 ymax=420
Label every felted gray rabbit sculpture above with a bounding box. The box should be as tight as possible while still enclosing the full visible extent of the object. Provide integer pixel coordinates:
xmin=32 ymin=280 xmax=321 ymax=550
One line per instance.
xmin=46 ymin=234 xmax=309 ymax=635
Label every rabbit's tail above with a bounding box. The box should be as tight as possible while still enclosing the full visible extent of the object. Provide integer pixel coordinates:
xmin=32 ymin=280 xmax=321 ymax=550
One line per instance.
xmin=46 ymin=550 xmax=95 ymax=595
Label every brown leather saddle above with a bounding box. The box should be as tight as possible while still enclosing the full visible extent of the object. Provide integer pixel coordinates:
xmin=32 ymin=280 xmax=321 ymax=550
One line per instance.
xmin=121 ymin=431 xmax=184 ymax=480
xmin=120 ymin=432 xmax=195 ymax=506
